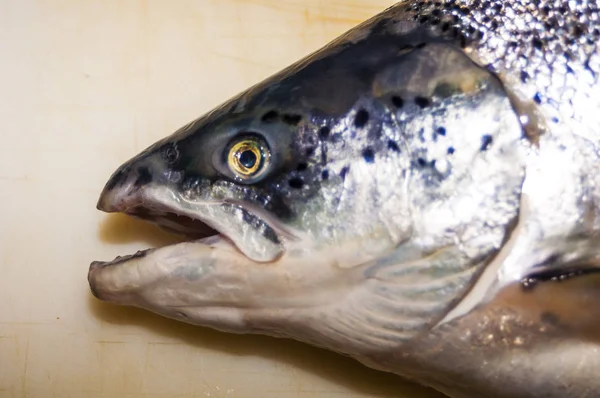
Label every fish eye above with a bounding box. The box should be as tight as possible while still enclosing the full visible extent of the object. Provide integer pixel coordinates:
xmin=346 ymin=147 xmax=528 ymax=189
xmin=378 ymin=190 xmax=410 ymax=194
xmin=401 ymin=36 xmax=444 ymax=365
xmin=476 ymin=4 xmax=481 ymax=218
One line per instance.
xmin=226 ymin=135 xmax=270 ymax=180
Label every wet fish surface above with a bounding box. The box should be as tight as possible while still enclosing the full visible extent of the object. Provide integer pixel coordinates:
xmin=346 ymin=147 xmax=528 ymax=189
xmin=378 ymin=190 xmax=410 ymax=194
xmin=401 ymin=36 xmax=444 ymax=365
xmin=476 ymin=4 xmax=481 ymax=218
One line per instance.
xmin=89 ymin=1 xmax=600 ymax=397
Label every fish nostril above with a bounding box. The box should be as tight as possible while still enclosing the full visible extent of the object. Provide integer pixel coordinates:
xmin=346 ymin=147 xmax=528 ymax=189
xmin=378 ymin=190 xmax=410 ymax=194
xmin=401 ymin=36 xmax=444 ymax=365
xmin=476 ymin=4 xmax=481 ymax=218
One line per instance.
xmin=134 ymin=167 xmax=153 ymax=186
xmin=103 ymin=168 xmax=126 ymax=192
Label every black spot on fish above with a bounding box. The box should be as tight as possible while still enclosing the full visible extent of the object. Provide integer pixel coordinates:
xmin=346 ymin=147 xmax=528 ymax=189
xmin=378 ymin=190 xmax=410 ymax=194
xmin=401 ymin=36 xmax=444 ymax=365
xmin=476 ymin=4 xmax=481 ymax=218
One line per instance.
xmin=263 ymin=224 xmax=280 ymax=244
xmin=261 ymin=110 xmax=279 ymax=123
xmin=320 ymin=144 xmax=328 ymax=164
xmin=354 ymin=109 xmax=369 ymax=128
xmin=532 ymin=37 xmax=543 ymax=50
xmin=416 ymin=42 xmax=427 ymax=49
xmin=566 ymin=64 xmax=574 ymax=74
xmin=540 ymin=312 xmax=560 ymax=327
xmin=572 ymin=24 xmax=585 ymax=38
xmin=305 ymin=146 xmax=316 ymax=157
xmin=321 ymin=170 xmax=329 ymax=180
xmin=318 ymin=126 xmax=331 ymax=140
xmin=584 ymin=60 xmax=596 ymax=79
xmin=296 ymin=162 xmax=308 ymax=172
xmin=447 ymin=146 xmax=455 ymax=155
xmin=135 ymin=167 xmax=152 ymax=186
xmin=480 ymin=135 xmax=493 ymax=151
xmin=441 ymin=22 xmax=450 ymax=32
xmin=362 ymin=148 xmax=375 ymax=163
xmin=387 ymin=140 xmax=400 ymax=152
xmin=417 ymin=158 xmax=427 ymax=167
xmin=391 ymin=96 xmax=404 ymax=108
xmin=282 ymin=114 xmax=302 ymax=126
xmin=414 ymin=96 xmax=430 ymax=109
xmin=436 ymin=127 xmax=446 ymax=136
xmin=541 ymin=5 xmax=551 ymax=15
xmin=520 ymin=71 xmax=529 ymax=83
xmin=288 ymin=178 xmax=304 ymax=189
xmin=564 ymin=51 xmax=573 ymax=61
xmin=340 ymin=166 xmax=350 ymax=181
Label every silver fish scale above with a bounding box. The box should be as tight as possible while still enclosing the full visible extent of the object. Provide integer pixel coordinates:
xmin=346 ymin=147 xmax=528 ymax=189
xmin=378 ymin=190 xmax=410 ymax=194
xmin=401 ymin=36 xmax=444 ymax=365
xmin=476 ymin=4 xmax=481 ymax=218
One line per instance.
xmin=389 ymin=0 xmax=600 ymax=142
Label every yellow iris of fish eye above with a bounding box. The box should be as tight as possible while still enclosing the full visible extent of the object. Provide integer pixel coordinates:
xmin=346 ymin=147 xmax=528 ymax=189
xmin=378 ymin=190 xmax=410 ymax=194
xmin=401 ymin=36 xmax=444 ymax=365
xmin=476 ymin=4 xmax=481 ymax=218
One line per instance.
xmin=228 ymin=140 xmax=267 ymax=177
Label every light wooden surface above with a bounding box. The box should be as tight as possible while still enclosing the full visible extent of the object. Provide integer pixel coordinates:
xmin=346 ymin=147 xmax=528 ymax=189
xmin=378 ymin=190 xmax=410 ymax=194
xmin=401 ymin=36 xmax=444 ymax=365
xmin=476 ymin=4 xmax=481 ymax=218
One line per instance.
xmin=0 ymin=1 xmax=445 ymax=397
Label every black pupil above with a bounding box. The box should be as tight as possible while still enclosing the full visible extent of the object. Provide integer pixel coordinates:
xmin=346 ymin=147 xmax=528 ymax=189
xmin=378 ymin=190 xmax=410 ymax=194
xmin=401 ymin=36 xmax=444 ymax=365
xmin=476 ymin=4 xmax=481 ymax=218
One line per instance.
xmin=239 ymin=150 xmax=257 ymax=169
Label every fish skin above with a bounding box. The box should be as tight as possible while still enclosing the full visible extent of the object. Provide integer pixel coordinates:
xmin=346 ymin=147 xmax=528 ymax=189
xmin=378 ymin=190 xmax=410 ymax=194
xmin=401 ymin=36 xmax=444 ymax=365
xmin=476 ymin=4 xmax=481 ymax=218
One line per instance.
xmin=89 ymin=1 xmax=600 ymax=397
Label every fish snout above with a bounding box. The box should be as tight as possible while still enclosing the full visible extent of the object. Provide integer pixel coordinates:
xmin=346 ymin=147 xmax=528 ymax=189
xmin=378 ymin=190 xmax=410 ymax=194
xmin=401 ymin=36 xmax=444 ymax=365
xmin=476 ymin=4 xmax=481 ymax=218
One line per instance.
xmin=96 ymin=163 xmax=147 ymax=212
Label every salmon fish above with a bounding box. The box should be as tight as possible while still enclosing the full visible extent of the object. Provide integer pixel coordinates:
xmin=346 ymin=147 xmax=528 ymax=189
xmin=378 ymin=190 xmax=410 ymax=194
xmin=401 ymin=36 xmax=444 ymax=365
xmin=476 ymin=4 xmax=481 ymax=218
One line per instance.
xmin=88 ymin=1 xmax=600 ymax=397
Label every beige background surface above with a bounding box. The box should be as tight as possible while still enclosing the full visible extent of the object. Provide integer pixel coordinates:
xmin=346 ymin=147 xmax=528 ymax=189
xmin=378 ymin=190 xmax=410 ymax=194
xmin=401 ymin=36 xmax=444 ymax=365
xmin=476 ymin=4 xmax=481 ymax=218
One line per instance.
xmin=0 ymin=1 xmax=445 ymax=397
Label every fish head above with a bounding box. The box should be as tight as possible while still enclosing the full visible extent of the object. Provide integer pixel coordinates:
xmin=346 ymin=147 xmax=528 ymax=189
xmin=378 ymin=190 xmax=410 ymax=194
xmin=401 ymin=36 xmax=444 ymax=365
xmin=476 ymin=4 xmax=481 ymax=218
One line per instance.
xmin=89 ymin=27 xmax=528 ymax=358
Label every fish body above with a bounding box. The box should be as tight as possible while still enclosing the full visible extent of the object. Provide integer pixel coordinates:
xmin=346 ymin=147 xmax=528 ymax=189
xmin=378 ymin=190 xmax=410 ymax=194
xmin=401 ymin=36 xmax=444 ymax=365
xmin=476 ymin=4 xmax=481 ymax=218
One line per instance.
xmin=89 ymin=1 xmax=600 ymax=397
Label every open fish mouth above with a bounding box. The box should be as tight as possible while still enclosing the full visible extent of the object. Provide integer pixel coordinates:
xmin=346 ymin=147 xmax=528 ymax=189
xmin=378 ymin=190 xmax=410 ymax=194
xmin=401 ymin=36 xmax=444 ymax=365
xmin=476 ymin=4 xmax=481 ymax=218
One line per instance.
xmin=88 ymin=202 xmax=220 ymax=271
xmin=90 ymin=158 xmax=293 ymax=264
xmin=87 ymin=178 xmax=297 ymax=328
xmin=119 ymin=204 xmax=218 ymax=240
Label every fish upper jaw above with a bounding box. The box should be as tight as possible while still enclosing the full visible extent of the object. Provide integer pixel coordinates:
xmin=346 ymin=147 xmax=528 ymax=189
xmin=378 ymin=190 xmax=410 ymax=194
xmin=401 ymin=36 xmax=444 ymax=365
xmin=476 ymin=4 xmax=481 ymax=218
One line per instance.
xmin=94 ymin=158 xmax=287 ymax=262
xmin=96 ymin=165 xmax=142 ymax=213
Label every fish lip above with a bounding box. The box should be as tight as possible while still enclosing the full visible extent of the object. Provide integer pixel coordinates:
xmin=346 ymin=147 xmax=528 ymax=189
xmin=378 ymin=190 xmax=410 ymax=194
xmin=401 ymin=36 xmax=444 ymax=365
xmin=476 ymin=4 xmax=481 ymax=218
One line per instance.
xmin=96 ymin=179 xmax=298 ymax=246
xmin=90 ymin=249 xmax=156 ymax=270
